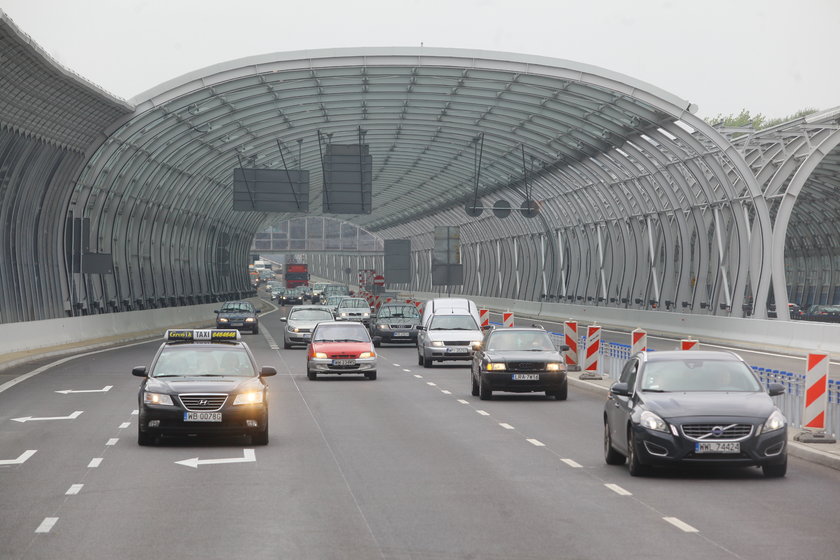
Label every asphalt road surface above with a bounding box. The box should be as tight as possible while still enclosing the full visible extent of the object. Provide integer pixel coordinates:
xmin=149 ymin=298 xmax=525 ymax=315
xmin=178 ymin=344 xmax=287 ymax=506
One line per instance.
xmin=2 ymin=302 xmax=840 ymax=560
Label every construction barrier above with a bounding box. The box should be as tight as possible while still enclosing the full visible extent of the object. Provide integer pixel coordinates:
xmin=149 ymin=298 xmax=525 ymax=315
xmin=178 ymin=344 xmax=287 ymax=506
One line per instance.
xmin=503 ymin=311 xmax=514 ymax=327
xmin=680 ymin=338 xmax=698 ymax=350
xmin=581 ymin=325 xmax=602 ymax=378
xmin=804 ymin=353 xmax=830 ymax=430
xmin=563 ymin=320 xmax=579 ymax=370
xmin=631 ymin=328 xmax=647 ymax=355
xmin=479 ymin=308 xmax=490 ymax=328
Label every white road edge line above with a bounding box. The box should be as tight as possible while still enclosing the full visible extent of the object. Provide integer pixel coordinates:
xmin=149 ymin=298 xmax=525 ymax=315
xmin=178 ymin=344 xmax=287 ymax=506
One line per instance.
xmin=605 ymin=483 xmax=632 ymax=496
xmin=66 ymin=484 xmax=83 ymax=495
xmin=561 ymin=458 xmax=583 ymax=468
xmin=499 ymin=423 xmax=515 ymax=430
xmin=527 ymin=439 xmax=546 ymax=447
xmin=663 ymin=517 xmax=699 ymax=533
xmin=88 ymin=458 xmax=103 ymax=468
xmin=35 ymin=518 xmax=58 ymax=533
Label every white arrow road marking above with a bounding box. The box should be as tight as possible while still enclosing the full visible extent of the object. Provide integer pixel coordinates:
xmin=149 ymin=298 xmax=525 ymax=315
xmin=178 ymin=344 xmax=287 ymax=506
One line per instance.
xmin=0 ymin=449 xmax=37 ymax=466
xmin=175 ymin=448 xmax=256 ymax=469
xmin=55 ymin=385 xmax=112 ymax=394
xmin=11 ymin=411 xmax=83 ymax=423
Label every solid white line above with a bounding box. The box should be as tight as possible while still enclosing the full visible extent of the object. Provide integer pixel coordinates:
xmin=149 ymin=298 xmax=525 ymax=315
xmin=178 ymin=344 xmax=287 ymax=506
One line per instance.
xmin=118 ymin=422 xmax=130 ymax=429
xmin=476 ymin=410 xmax=490 ymax=416
xmin=106 ymin=438 xmax=119 ymax=446
xmin=426 ymin=382 xmax=437 ymax=386
xmin=441 ymin=390 xmax=452 ymax=395
xmin=527 ymin=439 xmax=546 ymax=447
xmin=663 ymin=517 xmax=699 ymax=533
xmin=457 ymin=399 xmax=469 ymax=404
xmin=88 ymin=458 xmax=102 ymax=468
xmin=562 ymin=458 xmax=583 ymax=468
xmin=605 ymin=483 xmax=632 ymax=496
xmin=66 ymin=484 xmax=83 ymax=495
xmin=499 ymin=423 xmax=515 ymax=430
xmin=35 ymin=518 xmax=58 ymax=533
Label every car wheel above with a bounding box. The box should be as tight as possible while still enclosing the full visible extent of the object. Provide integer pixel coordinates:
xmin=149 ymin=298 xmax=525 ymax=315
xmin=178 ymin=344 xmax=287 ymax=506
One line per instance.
xmin=762 ymin=456 xmax=787 ymax=478
xmin=252 ymin=423 xmax=269 ymax=446
xmin=423 ymin=355 xmax=433 ymax=368
xmin=471 ymin=370 xmax=479 ymax=396
xmin=478 ymin=374 xmax=492 ymax=400
xmin=307 ymin=369 xmax=316 ymax=380
xmin=549 ymin=379 xmax=568 ymax=401
xmin=366 ymin=371 xmax=377 ymax=380
xmin=417 ymin=353 xmax=424 ymax=366
xmin=627 ymin=428 xmax=649 ymax=476
xmin=284 ymin=341 xmax=292 ymax=349
xmin=373 ymin=340 xmax=381 ymax=348
xmin=138 ymin=427 xmax=155 ymax=446
xmin=252 ymin=325 xmax=259 ymax=335
xmin=604 ymin=421 xmax=626 ymax=465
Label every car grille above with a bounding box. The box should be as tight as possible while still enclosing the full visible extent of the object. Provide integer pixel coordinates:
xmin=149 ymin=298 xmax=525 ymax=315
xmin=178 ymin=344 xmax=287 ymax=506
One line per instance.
xmin=330 ymin=353 xmax=357 ymax=359
xmin=179 ymin=394 xmax=228 ymax=411
xmin=507 ymin=362 xmax=546 ymax=371
xmin=445 ymin=341 xmax=470 ymax=346
xmin=388 ymin=324 xmax=414 ymax=329
xmin=681 ymin=423 xmax=754 ymax=441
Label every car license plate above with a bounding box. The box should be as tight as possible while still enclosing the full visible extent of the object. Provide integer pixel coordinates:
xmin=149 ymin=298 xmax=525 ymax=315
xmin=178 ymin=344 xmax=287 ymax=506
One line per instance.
xmin=446 ymin=346 xmax=467 ymax=353
xmin=393 ymin=332 xmax=409 ymax=337
xmin=695 ymin=441 xmax=740 ymax=453
xmin=230 ymin=322 xmax=243 ymax=327
xmin=512 ymin=374 xmax=539 ymax=380
xmin=332 ymin=359 xmax=356 ymax=366
xmin=184 ymin=412 xmax=222 ymax=422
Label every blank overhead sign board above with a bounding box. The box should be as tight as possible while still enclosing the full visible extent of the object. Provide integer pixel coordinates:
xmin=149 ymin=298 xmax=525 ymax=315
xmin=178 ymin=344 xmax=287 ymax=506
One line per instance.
xmin=323 ymin=144 xmax=372 ymax=214
xmin=233 ymin=168 xmax=309 ymax=212
xmin=384 ymin=239 xmax=411 ymax=284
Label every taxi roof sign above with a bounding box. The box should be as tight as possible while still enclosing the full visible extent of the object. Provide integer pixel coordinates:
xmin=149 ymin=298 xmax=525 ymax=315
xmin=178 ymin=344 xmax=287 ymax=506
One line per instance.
xmin=165 ymin=329 xmax=241 ymax=342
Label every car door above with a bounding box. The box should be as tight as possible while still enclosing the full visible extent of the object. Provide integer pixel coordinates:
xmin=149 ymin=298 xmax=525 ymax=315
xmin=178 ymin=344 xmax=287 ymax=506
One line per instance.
xmin=606 ymin=356 xmax=639 ymax=455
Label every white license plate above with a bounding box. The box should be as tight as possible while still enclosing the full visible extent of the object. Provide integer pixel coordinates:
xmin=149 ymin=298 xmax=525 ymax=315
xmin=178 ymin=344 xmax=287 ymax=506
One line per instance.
xmin=230 ymin=322 xmax=243 ymax=327
xmin=184 ymin=412 xmax=222 ymax=422
xmin=695 ymin=441 xmax=740 ymax=453
xmin=393 ymin=332 xmax=410 ymax=337
xmin=332 ymin=359 xmax=356 ymax=366
xmin=445 ymin=346 xmax=468 ymax=353
xmin=512 ymin=374 xmax=539 ymax=380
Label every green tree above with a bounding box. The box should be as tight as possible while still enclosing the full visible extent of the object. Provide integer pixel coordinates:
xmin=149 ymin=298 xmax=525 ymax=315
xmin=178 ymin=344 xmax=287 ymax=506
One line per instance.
xmin=706 ymin=108 xmax=819 ymax=130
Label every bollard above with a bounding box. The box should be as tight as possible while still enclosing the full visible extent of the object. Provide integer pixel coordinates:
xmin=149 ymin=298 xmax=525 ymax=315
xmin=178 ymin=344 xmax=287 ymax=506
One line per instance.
xmin=503 ymin=311 xmax=514 ymax=327
xmin=795 ymin=353 xmax=837 ymax=443
xmin=631 ymin=328 xmax=647 ymax=355
xmin=479 ymin=308 xmax=490 ymax=328
xmin=564 ymin=320 xmax=580 ymax=371
xmin=580 ymin=324 xmax=603 ymax=380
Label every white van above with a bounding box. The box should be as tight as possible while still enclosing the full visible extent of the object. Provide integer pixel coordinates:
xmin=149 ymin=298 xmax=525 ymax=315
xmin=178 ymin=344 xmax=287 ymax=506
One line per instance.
xmin=417 ymin=298 xmax=483 ymax=368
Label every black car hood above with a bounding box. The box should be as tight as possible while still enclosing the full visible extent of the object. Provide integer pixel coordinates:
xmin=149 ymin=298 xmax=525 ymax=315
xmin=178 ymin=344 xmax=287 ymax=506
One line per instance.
xmin=484 ymin=350 xmax=562 ymax=362
xmin=146 ymin=376 xmax=260 ymax=393
xmin=642 ymin=391 xmax=775 ymax=420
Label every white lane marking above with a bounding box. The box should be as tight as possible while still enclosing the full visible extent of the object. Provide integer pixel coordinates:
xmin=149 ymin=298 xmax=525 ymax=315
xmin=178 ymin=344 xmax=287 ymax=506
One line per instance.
xmin=663 ymin=517 xmax=699 ymax=533
xmin=35 ymin=518 xmax=58 ymax=533
xmin=66 ymin=484 xmax=84 ymax=495
xmin=175 ymin=448 xmax=256 ymax=469
xmin=426 ymin=382 xmax=437 ymax=387
xmin=562 ymin=459 xmax=583 ymax=468
xmin=131 ymin=410 xmax=138 ymax=415
xmin=457 ymin=399 xmax=469 ymax=404
xmin=441 ymin=390 xmax=452 ymax=395
xmin=403 ymin=369 xmax=411 ymax=372
xmin=392 ymin=363 xmax=401 ymax=367
xmin=88 ymin=458 xmax=103 ymax=468
xmin=414 ymin=375 xmax=423 ymax=379
xmin=11 ymin=411 xmax=83 ymax=423
xmin=476 ymin=410 xmax=490 ymax=416
xmin=0 ymin=449 xmax=37 ymax=466
xmin=605 ymin=483 xmax=632 ymax=496
xmin=527 ymin=439 xmax=546 ymax=447
xmin=106 ymin=438 xmax=119 ymax=446
xmin=55 ymin=385 xmax=112 ymax=394
xmin=118 ymin=422 xmax=130 ymax=429
xmin=499 ymin=423 xmax=515 ymax=430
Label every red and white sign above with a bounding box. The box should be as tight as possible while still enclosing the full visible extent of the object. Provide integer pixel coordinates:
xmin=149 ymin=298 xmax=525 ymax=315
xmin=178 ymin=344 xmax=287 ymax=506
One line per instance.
xmin=631 ymin=328 xmax=647 ymax=355
xmin=373 ymin=274 xmax=385 ymax=286
xmin=564 ymin=320 xmax=579 ymax=368
xmin=583 ymin=325 xmax=601 ymax=373
xmin=804 ymin=353 xmax=830 ymax=430
xmin=479 ymin=308 xmax=490 ymax=328
xmin=680 ymin=338 xmax=698 ymax=351
xmin=503 ymin=311 xmax=514 ymax=328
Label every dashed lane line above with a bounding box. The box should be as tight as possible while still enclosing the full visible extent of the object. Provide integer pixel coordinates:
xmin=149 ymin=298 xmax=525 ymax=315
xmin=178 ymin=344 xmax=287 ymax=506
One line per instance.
xmin=663 ymin=517 xmax=699 ymax=533
xmin=34 ymin=518 xmax=58 ymax=534
xmin=87 ymin=458 xmax=102 ymax=468
xmin=65 ymin=484 xmax=83 ymax=496
xmin=605 ymin=484 xmax=632 ymax=496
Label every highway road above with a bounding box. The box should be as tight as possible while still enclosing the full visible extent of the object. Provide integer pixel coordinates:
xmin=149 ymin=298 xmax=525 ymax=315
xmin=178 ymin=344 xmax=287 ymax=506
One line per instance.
xmin=2 ymin=300 xmax=840 ymax=560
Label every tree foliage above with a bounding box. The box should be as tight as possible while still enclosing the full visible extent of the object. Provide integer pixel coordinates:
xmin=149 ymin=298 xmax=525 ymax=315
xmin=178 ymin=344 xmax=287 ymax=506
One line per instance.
xmin=706 ymin=108 xmax=819 ymax=130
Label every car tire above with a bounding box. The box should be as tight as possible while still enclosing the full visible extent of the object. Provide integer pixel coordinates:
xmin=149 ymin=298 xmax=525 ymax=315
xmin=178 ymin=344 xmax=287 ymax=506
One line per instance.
xmin=252 ymin=325 xmax=259 ymax=335
xmin=417 ymin=353 xmax=424 ymax=366
xmin=252 ymin=424 xmax=269 ymax=446
xmin=373 ymin=340 xmax=381 ymax=348
xmin=307 ymin=369 xmax=316 ymax=380
xmin=471 ymin=370 xmax=479 ymax=396
xmin=284 ymin=341 xmax=292 ymax=349
xmin=762 ymin=457 xmax=787 ymax=478
xmin=549 ymin=379 xmax=568 ymax=401
xmin=423 ymin=355 xmax=433 ymax=368
xmin=366 ymin=371 xmax=377 ymax=380
xmin=138 ymin=428 xmax=155 ymax=446
xmin=627 ymin=428 xmax=649 ymax=476
xmin=604 ymin=421 xmax=626 ymax=465
xmin=478 ymin=374 xmax=492 ymax=400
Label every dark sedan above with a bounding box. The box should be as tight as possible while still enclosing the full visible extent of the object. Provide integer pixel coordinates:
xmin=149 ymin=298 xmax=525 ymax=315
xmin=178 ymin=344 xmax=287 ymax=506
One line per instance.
xmin=471 ymin=327 xmax=568 ymax=400
xmin=370 ymin=303 xmax=421 ymax=346
xmin=133 ymin=329 xmax=276 ymax=445
xmin=604 ymin=350 xmax=788 ymax=477
xmin=214 ymin=300 xmax=260 ymax=334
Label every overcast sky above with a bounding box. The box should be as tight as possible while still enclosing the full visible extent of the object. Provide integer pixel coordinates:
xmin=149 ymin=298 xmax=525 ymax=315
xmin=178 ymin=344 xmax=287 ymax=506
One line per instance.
xmin=3 ymin=0 xmax=838 ymax=119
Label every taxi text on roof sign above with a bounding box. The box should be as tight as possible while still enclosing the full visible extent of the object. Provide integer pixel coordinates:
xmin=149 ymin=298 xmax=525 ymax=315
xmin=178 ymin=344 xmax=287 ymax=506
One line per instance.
xmin=165 ymin=329 xmax=241 ymax=341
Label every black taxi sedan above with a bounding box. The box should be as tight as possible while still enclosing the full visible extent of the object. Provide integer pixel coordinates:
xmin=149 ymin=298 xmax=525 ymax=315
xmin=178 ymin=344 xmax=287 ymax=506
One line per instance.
xmin=133 ymin=329 xmax=276 ymax=445
xmin=471 ymin=327 xmax=568 ymax=400
xmin=604 ymin=350 xmax=788 ymax=477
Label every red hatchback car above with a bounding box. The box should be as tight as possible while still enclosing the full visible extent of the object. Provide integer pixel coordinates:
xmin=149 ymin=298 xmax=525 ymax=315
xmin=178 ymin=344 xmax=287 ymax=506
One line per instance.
xmin=306 ymin=321 xmax=378 ymax=380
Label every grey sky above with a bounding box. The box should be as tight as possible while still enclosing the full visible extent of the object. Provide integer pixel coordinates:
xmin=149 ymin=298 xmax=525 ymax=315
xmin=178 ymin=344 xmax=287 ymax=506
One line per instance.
xmin=3 ymin=0 xmax=838 ymax=119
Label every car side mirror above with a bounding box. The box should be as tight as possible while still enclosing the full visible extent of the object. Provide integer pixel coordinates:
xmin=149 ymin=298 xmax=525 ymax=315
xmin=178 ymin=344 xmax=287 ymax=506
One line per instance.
xmin=558 ymin=344 xmax=570 ymax=352
xmin=213 ymin=309 xmax=220 ymax=313
xmin=609 ymin=382 xmax=630 ymax=397
xmin=255 ymin=309 xmax=261 ymax=314
xmin=767 ymin=382 xmax=785 ymax=397
xmin=259 ymin=366 xmax=277 ymax=377
xmin=417 ymin=325 xmax=425 ymax=331
xmin=132 ymin=366 xmax=148 ymax=377
xmin=280 ymin=317 xmax=287 ymax=322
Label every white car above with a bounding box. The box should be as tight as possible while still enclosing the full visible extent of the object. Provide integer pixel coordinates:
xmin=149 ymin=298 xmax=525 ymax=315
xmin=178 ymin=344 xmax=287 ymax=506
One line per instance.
xmin=417 ymin=310 xmax=483 ymax=368
xmin=281 ymin=306 xmax=335 ymax=348
xmin=334 ymin=297 xmax=372 ymax=324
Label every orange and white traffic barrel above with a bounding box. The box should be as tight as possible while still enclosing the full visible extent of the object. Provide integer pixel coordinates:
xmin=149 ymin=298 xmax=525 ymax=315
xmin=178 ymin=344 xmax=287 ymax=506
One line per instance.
xmin=479 ymin=308 xmax=490 ymax=328
xmin=581 ymin=324 xmax=602 ymax=378
xmin=804 ymin=353 xmax=830 ymax=430
xmin=503 ymin=311 xmax=514 ymax=327
xmin=564 ymin=320 xmax=579 ymax=370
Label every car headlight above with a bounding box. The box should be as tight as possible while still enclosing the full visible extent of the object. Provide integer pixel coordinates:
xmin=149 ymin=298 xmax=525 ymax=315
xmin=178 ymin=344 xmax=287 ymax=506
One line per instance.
xmin=761 ymin=409 xmax=786 ymax=434
xmin=291 ymin=327 xmax=300 ymax=333
xmin=244 ymin=317 xmax=256 ymax=323
xmin=233 ymin=391 xmax=264 ymax=405
xmin=359 ymin=351 xmax=375 ymax=359
xmin=639 ymin=410 xmax=669 ymax=433
xmin=546 ymin=363 xmax=563 ymax=371
xmin=485 ymin=363 xmax=506 ymax=371
xmin=470 ymin=340 xmax=481 ymax=348
xmin=431 ymin=341 xmax=445 ymax=347
xmin=217 ymin=317 xmax=229 ymax=323
xmin=362 ymin=312 xmax=370 ymax=317
xmin=144 ymin=392 xmax=173 ymax=406
xmin=312 ymin=352 xmax=328 ymax=359
xmin=377 ymin=324 xmax=388 ymax=330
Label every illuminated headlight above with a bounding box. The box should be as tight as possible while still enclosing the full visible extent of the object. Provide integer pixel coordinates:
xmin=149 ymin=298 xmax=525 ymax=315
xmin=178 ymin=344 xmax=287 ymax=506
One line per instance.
xmin=143 ymin=392 xmax=173 ymax=406
xmin=470 ymin=340 xmax=481 ymax=348
xmin=313 ymin=352 xmax=328 ymax=359
xmin=244 ymin=317 xmax=256 ymax=323
xmin=546 ymin=363 xmax=562 ymax=372
xmin=362 ymin=312 xmax=370 ymax=318
xmin=217 ymin=317 xmax=229 ymax=323
xmin=359 ymin=351 xmax=375 ymax=359
xmin=431 ymin=341 xmax=445 ymax=347
xmin=639 ymin=410 xmax=669 ymax=433
xmin=291 ymin=327 xmax=300 ymax=333
xmin=486 ymin=363 xmax=506 ymax=371
xmin=377 ymin=324 xmax=388 ymax=330
xmin=233 ymin=391 xmax=264 ymax=405
xmin=761 ymin=409 xmax=786 ymax=434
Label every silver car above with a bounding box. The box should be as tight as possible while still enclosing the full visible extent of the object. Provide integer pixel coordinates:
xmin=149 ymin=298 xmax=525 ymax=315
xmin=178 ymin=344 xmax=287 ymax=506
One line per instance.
xmin=282 ymin=306 xmax=335 ymax=348
xmin=335 ymin=297 xmax=372 ymax=324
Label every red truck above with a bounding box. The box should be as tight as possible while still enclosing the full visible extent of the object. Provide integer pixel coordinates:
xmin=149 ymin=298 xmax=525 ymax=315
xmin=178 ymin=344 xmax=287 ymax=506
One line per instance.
xmin=285 ymin=263 xmax=309 ymax=289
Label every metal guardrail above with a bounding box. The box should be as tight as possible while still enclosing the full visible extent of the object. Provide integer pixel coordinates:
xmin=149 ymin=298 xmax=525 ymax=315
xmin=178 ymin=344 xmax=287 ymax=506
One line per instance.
xmin=547 ymin=332 xmax=839 ymax=437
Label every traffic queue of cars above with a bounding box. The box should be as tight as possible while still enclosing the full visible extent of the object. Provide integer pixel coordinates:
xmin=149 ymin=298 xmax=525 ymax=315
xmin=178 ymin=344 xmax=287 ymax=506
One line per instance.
xmin=135 ymin=290 xmax=791 ymax=479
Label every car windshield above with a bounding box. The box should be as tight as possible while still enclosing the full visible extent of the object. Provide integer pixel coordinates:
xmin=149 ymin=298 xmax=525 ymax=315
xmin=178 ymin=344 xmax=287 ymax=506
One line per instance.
xmin=429 ymin=315 xmax=478 ymax=330
xmin=290 ymin=309 xmax=334 ymax=321
xmin=314 ymin=325 xmax=370 ymax=343
xmin=152 ymin=347 xmax=254 ymax=377
xmin=220 ymin=303 xmax=253 ymax=313
xmin=378 ymin=305 xmax=419 ymax=319
xmin=487 ymin=331 xmax=554 ymax=351
xmin=640 ymin=359 xmax=762 ymax=392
